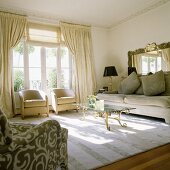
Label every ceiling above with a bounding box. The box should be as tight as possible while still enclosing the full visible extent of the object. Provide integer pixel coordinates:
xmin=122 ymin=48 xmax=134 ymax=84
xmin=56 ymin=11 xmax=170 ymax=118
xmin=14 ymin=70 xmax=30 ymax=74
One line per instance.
xmin=0 ymin=0 xmax=169 ymax=28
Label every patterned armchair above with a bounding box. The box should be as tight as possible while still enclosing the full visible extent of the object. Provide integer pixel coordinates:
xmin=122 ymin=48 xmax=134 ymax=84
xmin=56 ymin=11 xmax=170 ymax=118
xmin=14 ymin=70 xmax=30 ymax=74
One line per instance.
xmin=0 ymin=109 xmax=68 ymax=170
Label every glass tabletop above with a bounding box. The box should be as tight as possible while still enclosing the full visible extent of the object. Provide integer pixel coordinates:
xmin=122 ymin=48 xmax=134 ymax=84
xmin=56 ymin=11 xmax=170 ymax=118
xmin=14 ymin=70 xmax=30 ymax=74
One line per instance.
xmin=77 ymin=103 xmax=135 ymax=113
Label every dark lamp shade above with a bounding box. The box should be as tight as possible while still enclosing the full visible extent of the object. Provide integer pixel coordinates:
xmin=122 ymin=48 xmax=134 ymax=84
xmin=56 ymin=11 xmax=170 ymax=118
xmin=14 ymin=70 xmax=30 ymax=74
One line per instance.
xmin=128 ymin=67 xmax=137 ymax=75
xmin=103 ymin=66 xmax=118 ymax=77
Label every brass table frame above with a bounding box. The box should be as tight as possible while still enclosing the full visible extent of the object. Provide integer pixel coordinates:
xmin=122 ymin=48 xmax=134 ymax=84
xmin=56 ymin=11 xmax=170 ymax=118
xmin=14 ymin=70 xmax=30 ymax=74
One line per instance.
xmin=78 ymin=104 xmax=135 ymax=131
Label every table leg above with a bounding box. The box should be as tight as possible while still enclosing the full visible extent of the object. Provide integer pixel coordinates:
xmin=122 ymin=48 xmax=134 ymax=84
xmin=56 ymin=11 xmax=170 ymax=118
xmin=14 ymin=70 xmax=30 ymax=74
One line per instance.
xmin=111 ymin=111 xmax=127 ymax=127
xmin=105 ymin=112 xmax=110 ymax=131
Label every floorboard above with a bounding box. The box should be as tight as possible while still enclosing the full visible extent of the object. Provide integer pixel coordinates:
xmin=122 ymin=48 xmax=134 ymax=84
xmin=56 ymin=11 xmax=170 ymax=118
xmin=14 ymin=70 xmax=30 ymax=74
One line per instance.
xmin=95 ymin=143 xmax=170 ymax=170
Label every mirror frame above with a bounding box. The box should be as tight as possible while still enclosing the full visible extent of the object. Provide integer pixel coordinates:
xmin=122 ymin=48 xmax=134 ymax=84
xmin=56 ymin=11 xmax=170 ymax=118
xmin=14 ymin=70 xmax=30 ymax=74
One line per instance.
xmin=128 ymin=41 xmax=170 ymax=66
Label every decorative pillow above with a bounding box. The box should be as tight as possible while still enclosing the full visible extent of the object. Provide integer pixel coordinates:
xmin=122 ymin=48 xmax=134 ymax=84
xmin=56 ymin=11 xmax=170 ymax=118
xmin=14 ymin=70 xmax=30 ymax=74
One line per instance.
xmin=0 ymin=109 xmax=12 ymax=145
xmin=135 ymin=76 xmax=144 ymax=95
xmin=161 ymin=72 xmax=170 ymax=96
xmin=142 ymin=70 xmax=165 ymax=96
xmin=119 ymin=72 xmax=140 ymax=94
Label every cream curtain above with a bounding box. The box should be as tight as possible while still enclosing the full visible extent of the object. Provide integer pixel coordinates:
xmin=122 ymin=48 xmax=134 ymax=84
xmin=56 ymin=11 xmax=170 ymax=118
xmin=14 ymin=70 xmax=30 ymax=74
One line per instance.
xmin=60 ymin=22 xmax=96 ymax=103
xmin=0 ymin=12 xmax=27 ymax=117
xmin=129 ymin=54 xmax=142 ymax=73
xmin=162 ymin=48 xmax=170 ymax=71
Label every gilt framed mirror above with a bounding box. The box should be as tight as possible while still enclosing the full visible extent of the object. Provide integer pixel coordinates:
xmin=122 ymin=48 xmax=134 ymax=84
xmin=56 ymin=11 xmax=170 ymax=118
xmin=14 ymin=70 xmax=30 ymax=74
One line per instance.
xmin=128 ymin=42 xmax=170 ymax=75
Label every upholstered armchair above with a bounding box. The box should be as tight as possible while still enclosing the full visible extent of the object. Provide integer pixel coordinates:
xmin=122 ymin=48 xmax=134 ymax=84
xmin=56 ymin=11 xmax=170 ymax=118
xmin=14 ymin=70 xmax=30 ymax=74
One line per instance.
xmin=0 ymin=109 xmax=68 ymax=170
xmin=19 ymin=90 xmax=49 ymax=119
xmin=51 ymin=88 xmax=77 ymax=114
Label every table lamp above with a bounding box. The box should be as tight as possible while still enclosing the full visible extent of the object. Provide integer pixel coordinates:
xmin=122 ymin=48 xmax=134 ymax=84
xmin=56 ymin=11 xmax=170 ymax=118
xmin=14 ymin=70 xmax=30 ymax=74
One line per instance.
xmin=103 ymin=66 xmax=118 ymax=91
xmin=128 ymin=67 xmax=137 ymax=75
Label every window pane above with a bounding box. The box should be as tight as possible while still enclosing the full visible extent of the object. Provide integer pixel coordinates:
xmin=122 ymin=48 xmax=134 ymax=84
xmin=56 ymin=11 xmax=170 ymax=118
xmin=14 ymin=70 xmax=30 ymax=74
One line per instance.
xmin=13 ymin=42 xmax=24 ymax=67
xmin=157 ymin=57 xmax=162 ymax=71
xmin=13 ymin=68 xmax=24 ymax=92
xmin=149 ymin=57 xmax=156 ymax=73
xmin=61 ymin=69 xmax=70 ymax=88
xmin=46 ymin=48 xmax=57 ymax=67
xmin=142 ymin=56 xmax=148 ymax=74
xmin=29 ymin=68 xmax=41 ymax=90
xmin=29 ymin=45 xmax=41 ymax=67
xmin=47 ymin=68 xmax=57 ymax=88
xmin=61 ymin=47 xmax=69 ymax=67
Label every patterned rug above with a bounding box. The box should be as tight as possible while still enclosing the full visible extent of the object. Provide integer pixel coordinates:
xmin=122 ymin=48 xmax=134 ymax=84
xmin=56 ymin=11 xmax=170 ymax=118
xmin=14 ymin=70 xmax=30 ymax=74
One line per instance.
xmin=10 ymin=111 xmax=170 ymax=170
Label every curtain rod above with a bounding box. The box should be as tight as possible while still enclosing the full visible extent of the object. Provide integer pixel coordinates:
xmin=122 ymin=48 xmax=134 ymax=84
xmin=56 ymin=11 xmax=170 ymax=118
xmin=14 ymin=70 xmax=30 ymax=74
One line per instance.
xmin=0 ymin=10 xmax=27 ymax=17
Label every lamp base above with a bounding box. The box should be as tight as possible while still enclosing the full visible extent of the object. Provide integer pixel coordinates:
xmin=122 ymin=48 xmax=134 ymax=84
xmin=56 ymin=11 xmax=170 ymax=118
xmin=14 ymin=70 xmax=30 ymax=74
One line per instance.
xmin=108 ymin=77 xmax=113 ymax=91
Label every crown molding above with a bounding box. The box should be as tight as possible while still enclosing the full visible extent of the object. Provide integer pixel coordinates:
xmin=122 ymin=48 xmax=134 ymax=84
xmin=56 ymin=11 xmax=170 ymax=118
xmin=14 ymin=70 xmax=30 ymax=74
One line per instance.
xmin=0 ymin=0 xmax=169 ymax=29
xmin=109 ymin=0 xmax=170 ymax=30
xmin=0 ymin=5 xmax=60 ymax=26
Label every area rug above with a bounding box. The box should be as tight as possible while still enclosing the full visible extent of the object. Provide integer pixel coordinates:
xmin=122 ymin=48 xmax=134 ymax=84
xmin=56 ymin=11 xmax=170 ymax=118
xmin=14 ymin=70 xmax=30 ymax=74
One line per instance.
xmin=10 ymin=111 xmax=170 ymax=170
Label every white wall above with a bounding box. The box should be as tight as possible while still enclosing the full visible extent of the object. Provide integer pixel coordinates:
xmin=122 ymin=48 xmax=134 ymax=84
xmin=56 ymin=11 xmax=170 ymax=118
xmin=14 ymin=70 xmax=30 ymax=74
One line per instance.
xmin=91 ymin=27 xmax=110 ymax=90
xmin=92 ymin=3 xmax=170 ymax=91
xmin=108 ymin=2 xmax=170 ymax=87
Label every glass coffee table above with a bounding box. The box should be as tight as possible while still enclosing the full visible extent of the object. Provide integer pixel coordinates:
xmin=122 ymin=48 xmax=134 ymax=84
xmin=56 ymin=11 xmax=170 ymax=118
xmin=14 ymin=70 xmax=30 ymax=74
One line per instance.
xmin=77 ymin=103 xmax=135 ymax=131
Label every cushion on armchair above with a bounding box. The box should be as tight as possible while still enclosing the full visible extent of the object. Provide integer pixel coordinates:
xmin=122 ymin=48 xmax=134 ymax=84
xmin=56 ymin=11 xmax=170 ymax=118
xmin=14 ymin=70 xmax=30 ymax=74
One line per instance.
xmin=0 ymin=109 xmax=12 ymax=145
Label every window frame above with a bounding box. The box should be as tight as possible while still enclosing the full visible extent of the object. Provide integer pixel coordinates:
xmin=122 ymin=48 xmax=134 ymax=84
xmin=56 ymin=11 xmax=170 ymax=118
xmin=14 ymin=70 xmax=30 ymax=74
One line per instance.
xmin=12 ymin=41 xmax=72 ymax=92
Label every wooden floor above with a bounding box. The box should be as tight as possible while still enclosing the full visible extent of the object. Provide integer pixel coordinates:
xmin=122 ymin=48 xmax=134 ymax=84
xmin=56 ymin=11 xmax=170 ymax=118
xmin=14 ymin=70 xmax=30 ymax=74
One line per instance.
xmin=96 ymin=143 xmax=170 ymax=170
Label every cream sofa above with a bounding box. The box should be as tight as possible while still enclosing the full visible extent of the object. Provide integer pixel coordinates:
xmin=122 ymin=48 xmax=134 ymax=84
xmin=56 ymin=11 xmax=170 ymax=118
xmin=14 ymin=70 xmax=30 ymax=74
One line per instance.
xmin=97 ymin=71 xmax=170 ymax=124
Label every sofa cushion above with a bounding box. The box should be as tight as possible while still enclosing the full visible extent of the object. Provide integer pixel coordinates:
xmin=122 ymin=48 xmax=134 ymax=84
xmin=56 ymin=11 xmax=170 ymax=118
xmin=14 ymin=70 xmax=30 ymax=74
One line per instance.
xmin=142 ymin=70 xmax=165 ymax=96
xmin=135 ymin=76 xmax=144 ymax=95
xmin=24 ymin=99 xmax=46 ymax=107
xmin=57 ymin=97 xmax=76 ymax=104
xmin=119 ymin=72 xmax=140 ymax=94
xmin=0 ymin=109 xmax=12 ymax=145
xmin=161 ymin=72 xmax=170 ymax=96
xmin=97 ymin=93 xmax=125 ymax=103
xmin=124 ymin=95 xmax=170 ymax=107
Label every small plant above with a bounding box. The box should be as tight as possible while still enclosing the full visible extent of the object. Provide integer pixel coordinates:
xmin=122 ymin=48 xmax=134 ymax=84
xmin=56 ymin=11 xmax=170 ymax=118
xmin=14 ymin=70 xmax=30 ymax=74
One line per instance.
xmin=87 ymin=95 xmax=96 ymax=108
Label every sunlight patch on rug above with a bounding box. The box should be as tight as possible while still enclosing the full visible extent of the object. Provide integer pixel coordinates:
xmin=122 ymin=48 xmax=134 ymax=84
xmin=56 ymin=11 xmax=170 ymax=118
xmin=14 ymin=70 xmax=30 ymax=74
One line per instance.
xmin=10 ymin=111 xmax=170 ymax=170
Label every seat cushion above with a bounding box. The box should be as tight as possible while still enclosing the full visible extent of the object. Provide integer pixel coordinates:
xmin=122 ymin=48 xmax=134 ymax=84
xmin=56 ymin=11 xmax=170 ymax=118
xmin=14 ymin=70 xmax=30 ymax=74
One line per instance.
xmin=124 ymin=95 xmax=170 ymax=107
xmin=24 ymin=99 xmax=46 ymax=107
xmin=57 ymin=97 xmax=76 ymax=104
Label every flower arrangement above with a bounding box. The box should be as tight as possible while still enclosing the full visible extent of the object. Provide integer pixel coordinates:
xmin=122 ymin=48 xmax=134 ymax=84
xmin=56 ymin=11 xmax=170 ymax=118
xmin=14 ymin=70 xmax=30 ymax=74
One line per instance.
xmin=87 ymin=95 xmax=96 ymax=108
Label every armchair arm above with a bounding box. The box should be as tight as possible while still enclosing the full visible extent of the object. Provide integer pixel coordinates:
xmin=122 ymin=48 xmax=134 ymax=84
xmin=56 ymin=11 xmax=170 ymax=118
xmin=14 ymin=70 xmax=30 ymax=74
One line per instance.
xmin=9 ymin=120 xmax=61 ymax=151
xmin=39 ymin=91 xmax=49 ymax=113
xmin=51 ymin=91 xmax=58 ymax=111
xmin=39 ymin=90 xmax=47 ymax=100
xmin=18 ymin=91 xmax=24 ymax=115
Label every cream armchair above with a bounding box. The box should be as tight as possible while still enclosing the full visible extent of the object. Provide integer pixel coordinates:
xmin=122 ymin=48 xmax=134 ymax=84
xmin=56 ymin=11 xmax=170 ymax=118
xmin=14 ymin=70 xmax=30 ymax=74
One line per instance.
xmin=19 ymin=90 xmax=49 ymax=119
xmin=51 ymin=88 xmax=77 ymax=114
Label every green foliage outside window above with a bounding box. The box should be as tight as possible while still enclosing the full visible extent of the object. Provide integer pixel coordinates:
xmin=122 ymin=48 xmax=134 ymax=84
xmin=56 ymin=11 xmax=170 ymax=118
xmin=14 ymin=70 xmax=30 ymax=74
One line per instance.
xmin=14 ymin=43 xmax=35 ymax=55
xmin=48 ymin=69 xmax=57 ymax=88
xmin=14 ymin=69 xmax=24 ymax=92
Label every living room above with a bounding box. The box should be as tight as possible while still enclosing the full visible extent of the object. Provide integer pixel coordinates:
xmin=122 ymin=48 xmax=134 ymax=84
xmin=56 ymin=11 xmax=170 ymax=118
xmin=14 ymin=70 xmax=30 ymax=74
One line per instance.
xmin=0 ymin=0 xmax=170 ymax=170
